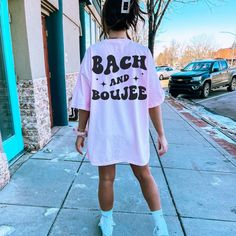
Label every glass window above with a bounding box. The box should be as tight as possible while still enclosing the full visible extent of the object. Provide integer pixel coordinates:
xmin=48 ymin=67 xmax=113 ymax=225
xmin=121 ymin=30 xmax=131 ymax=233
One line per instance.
xmin=95 ymin=23 xmax=99 ymax=42
xmin=0 ymin=29 xmax=14 ymax=141
xmin=184 ymin=62 xmax=212 ymax=71
xmin=220 ymin=60 xmax=228 ymax=70
xmin=212 ymin=62 xmax=220 ymax=71
xmin=84 ymin=11 xmax=91 ymax=49
xmin=91 ymin=18 xmax=96 ymax=44
xmin=97 ymin=26 xmax=101 ymax=41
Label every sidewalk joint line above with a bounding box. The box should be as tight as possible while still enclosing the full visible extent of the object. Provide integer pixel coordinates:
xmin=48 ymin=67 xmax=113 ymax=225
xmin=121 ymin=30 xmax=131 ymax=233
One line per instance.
xmin=46 ymin=155 xmax=86 ymax=236
xmin=181 ymin=215 xmax=236 ymax=223
xmin=0 ymin=202 xmax=59 ymax=209
xmin=149 ymin=129 xmax=187 ymax=236
xmin=60 ymin=206 xmax=177 ymax=217
xmin=153 ymin=166 xmax=236 ymax=174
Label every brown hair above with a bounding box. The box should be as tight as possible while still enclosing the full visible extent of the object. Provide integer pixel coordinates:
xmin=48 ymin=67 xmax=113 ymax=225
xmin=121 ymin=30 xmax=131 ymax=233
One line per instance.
xmin=100 ymin=0 xmax=146 ymax=39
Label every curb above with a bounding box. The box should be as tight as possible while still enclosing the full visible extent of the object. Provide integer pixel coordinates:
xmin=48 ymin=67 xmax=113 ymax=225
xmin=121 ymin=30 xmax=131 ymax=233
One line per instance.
xmin=177 ymin=97 xmax=236 ymax=142
xmin=165 ymin=96 xmax=236 ymax=166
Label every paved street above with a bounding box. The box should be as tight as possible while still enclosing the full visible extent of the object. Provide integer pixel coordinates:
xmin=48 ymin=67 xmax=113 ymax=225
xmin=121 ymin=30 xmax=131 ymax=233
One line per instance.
xmin=160 ymin=79 xmax=236 ymax=121
xmin=0 ymin=101 xmax=236 ymax=236
xmin=193 ymin=90 xmax=236 ymax=121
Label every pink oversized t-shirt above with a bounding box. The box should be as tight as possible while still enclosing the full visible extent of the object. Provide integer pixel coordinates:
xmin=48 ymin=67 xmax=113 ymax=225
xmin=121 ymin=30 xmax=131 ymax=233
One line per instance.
xmin=71 ymin=38 xmax=165 ymax=166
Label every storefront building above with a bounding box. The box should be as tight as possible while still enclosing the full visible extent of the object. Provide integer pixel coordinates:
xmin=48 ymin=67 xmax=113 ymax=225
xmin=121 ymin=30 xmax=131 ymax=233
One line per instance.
xmin=80 ymin=0 xmax=101 ymax=59
xmin=215 ymin=47 xmax=236 ymax=67
xmin=0 ymin=0 xmax=101 ymax=170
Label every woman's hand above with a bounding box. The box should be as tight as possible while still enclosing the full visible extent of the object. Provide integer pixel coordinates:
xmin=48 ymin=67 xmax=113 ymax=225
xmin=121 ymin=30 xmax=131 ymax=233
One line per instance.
xmin=157 ymin=134 xmax=168 ymax=156
xmin=75 ymin=136 xmax=85 ymax=155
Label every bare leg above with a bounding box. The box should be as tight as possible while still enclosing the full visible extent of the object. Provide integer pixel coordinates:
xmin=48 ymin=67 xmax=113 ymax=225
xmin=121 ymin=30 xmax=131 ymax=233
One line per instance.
xmin=130 ymin=163 xmax=161 ymax=211
xmin=98 ymin=164 xmax=116 ymax=211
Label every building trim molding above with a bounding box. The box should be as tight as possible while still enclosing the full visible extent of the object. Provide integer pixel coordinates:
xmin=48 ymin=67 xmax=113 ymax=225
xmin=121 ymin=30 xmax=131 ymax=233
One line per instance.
xmin=85 ymin=5 xmax=101 ymax=25
xmin=41 ymin=0 xmax=57 ymax=16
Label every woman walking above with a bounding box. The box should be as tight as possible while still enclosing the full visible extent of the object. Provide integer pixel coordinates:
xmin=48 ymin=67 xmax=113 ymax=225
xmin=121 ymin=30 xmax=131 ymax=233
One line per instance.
xmin=71 ymin=0 xmax=169 ymax=235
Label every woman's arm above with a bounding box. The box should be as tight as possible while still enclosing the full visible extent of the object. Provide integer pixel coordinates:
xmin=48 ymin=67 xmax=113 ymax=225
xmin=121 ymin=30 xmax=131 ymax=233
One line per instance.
xmin=149 ymin=105 xmax=165 ymax=136
xmin=149 ymin=105 xmax=168 ymax=156
xmin=75 ymin=109 xmax=90 ymax=155
xmin=77 ymin=109 xmax=90 ymax=131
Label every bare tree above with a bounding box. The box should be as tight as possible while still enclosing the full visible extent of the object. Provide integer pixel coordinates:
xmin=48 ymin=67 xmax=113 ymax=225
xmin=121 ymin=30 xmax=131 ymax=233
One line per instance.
xmin=180 ymin=34 xmax=216 ymax=65
xmin=146 ymin=0 xmax=219 ymax=55
xmin=156 ymin=40 xmax=180 ymax=65
xmin=156 ymin=35 xmax=217 ymax=67
xmin=146 ymin=0 xmax=172 ymax=55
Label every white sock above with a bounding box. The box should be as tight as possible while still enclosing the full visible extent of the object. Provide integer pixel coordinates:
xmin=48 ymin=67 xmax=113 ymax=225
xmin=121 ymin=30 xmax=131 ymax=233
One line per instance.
xmin=151 ymin=209 xmax=169 ymax=235
xmin=101 ymin=209 xmax=113 ymax=219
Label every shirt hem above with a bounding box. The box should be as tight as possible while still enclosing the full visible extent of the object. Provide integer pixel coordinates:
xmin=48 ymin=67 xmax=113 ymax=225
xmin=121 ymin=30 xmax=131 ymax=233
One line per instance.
xmin=88 ymin=159 xmax=150 ymax=167
xmin=71 ymin=102 xmax=90 ymax=111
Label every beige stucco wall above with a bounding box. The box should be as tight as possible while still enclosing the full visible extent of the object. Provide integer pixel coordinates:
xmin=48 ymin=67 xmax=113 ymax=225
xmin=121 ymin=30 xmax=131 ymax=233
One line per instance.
xmin=63 ymin=0 xmax=80 ymax=73
xmin=9 ymin=0 xmax=46 ymax=80
xmin=63 ymin=16 xmax=80 ymax=73
xmin=24 ymin=0 xmax=46 ymax=79
xmin=63 ymin=0 xmax=80 ymax=25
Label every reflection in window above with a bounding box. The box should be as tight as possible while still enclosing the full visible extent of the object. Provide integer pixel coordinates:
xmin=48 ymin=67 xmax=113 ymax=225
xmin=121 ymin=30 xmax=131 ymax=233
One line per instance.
xmin=84 ymin=11 xmax=91 ymax=49
xmin=0 ymin=28 xmax=14 ymax=141
xmin=91 ymin=18 xmax=96 ymax=44
xmin=96 ymin=25 xmax=101 ymax=41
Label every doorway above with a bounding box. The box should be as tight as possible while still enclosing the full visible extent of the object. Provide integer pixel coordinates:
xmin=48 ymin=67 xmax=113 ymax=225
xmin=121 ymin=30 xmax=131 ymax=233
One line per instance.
xmin=41 ymin=15 xmax=53 ymax=127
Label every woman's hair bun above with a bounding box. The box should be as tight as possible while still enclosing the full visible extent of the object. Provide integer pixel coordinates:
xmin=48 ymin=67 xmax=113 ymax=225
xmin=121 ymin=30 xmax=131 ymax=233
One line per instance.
xmin=100 ymin=0 xmax=146 ymax=39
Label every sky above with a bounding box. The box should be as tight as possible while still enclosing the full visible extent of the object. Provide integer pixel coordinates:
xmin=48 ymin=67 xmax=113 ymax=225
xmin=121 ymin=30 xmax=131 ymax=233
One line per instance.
xmin=154 ymin=0 xmax=236 ymax=56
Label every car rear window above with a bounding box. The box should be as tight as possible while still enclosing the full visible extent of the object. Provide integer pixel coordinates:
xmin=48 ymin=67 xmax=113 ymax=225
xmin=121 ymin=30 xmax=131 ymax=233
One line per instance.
xmin=219 ymin=61 xmax=228 ymax=70
xmin=212 ymin=62 xmax=220 ymax=71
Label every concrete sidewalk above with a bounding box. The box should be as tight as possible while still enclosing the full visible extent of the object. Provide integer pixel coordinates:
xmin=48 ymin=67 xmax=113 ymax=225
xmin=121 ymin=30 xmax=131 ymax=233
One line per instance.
xmin=0 ymin=101 xmax=236 ymax=236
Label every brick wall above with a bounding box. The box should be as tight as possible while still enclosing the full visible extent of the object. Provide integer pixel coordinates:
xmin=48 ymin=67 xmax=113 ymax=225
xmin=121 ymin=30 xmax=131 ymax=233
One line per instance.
xmin=17 ymin=78 xmax=51 ymax=150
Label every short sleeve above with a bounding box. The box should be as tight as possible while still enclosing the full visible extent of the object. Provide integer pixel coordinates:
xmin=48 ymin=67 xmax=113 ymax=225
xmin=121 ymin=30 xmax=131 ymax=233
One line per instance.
xmin=71 ymin=48 xmax=91 ymax=111
xmin=146 ymin=48 xmax=165 ymax=108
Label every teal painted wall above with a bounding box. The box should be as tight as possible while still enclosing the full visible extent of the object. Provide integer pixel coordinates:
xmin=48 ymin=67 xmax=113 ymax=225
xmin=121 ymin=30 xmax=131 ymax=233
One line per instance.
xmin=79 ymin=2 xmax=86 ymax=61
xmin=46 ymin=0 xmax=68 ymax=126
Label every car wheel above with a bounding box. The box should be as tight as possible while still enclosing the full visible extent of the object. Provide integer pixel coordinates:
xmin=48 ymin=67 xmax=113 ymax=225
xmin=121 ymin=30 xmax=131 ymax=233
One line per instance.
xmin=201 ymin=82 xmax=210 ymax=98
xmin=170 ymin=92 xmax=179 ymax=98
xmin=227 ymin=77 xmax=236 ymax=92
xmin=159 ymin=74 xmax=164 ymax=80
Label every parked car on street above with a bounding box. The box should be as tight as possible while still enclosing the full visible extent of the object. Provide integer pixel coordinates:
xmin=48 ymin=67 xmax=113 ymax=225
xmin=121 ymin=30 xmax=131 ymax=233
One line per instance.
xmin=168 ymin=59 xmax=236 ymax=98
xmin=156 ymin=66 xmax=179 ymax=80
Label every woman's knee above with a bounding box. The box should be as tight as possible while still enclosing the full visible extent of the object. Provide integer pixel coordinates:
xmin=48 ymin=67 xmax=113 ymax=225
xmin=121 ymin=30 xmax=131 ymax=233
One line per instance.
xmin=131 ymin=165 xmax=152 ymax=182
xmin=98 ymin=165 xmax=116 ymax=183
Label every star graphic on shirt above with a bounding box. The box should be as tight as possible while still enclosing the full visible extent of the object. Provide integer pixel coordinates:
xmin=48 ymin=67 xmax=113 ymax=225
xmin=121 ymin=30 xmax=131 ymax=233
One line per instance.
xmin=133 ymin=76 xmax=139 ymax=81
xmin=101 ymin=81 xmax=106 ymax=86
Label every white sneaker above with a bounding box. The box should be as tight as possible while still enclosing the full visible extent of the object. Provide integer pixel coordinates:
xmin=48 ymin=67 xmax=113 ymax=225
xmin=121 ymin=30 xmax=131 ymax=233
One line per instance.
xmin=153 ymin=225 xmax=169 ymax=236
xmin=98 ymin=215 xmax=116 ymax=236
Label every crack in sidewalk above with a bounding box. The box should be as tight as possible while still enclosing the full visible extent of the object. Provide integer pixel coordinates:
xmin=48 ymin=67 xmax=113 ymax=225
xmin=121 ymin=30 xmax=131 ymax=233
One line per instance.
xmin=149 ymin=130 xmax=187 ymax=236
